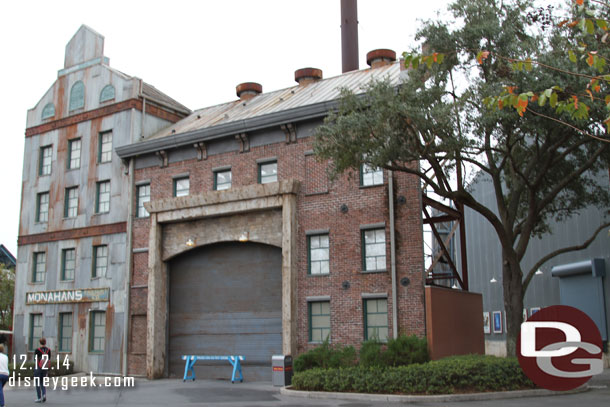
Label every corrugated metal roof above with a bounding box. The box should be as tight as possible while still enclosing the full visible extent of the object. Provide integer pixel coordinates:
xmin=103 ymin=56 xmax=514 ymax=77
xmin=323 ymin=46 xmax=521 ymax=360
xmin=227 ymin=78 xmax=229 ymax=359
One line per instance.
xmin=142 ymin=82 xmax=191 ymax=114
xmin=146 ymin=63 xmax=401 ymax=141
xmin=105 ymin=65 xmax=191 ymax=114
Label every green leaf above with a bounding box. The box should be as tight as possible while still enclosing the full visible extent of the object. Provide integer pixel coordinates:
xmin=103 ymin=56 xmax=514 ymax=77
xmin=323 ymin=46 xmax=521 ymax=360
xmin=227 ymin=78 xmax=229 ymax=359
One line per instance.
xmin=585 ymin=19 xmax=595 ymax=34
xmin=597 ymin=19 xmax=608 ymax=31
xmin=538 ymin=94 xmax=547 ymax=107
xmin=569 ymin=50 xmax=577 ymax=63
xmin=412 ymin=57 xmax=419 ymax=70
xmin=524 ymin=59 xmax=533 ymax=71
xmin=603 ymin=75 xmax=610 ymax=82
xmin=437 ymin=54 xmax=445 ymax=64
xmin=544 ymin=88 xmax=553 ymax=98
xmin=550 ymin=92 xmax=558 ymax=108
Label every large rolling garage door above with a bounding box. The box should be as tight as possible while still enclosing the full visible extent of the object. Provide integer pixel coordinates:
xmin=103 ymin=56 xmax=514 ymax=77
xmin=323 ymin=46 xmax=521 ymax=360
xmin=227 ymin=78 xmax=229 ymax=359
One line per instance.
xmin=168 ymin=242 xmax=282 ymax=380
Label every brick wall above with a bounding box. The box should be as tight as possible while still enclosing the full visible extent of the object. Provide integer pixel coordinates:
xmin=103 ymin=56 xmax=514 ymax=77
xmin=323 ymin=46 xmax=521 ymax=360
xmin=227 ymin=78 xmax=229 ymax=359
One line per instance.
xmin=127 ymin=135 xmax=424 ymax=374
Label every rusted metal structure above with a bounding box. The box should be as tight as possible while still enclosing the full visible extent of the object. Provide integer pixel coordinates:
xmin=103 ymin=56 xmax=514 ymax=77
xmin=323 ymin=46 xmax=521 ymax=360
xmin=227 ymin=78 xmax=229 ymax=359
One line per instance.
xmin=13 ymin=25 xmax=189 ymax=375
xmin=341 ymin=0 xmax=359 ymax=72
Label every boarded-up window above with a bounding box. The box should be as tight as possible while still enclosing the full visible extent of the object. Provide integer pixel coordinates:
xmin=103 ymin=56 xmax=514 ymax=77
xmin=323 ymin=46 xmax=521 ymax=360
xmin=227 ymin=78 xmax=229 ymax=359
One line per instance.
xmin=305 ymin=154 xmax=328 ymax=194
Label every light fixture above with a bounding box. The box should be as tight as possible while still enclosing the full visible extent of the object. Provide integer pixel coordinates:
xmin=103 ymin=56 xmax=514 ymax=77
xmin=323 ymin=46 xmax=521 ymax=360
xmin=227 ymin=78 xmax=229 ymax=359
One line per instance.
xmin=535 ymin=269 xmax=543 ymax=276
xmin=239 ymin=232 xmax=249 ymax=242
xmin=186 ymin=238 xmax=195 ymax=247
xmin=490 ymin=276 xmax=497 ymax=283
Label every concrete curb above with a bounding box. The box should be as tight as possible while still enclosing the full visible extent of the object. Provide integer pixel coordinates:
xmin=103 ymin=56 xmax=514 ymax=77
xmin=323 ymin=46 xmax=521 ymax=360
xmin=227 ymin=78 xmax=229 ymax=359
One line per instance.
xmin=280 ymin=384 xmax=589 ymax=403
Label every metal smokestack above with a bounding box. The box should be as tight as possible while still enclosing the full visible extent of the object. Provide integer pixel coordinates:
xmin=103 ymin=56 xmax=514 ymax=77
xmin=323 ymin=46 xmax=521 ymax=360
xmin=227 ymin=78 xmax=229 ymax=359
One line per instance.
xmin=341 ymin=0 xmax=359 ymax=73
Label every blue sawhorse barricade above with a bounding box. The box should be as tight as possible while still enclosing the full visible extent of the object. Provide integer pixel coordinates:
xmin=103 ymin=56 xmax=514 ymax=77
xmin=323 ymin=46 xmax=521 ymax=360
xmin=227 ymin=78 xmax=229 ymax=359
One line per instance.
xmin=182 ymin=355 xmax=245 ymax=383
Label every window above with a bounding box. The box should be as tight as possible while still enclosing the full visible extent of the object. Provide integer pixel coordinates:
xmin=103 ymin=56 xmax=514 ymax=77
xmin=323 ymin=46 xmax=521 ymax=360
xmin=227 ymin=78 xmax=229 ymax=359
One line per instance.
xmin=173 ymin=177 xmax=189 ymax=197
xmin=99 ymin=85 xmax=115 ymax=103
xmin=93 ymin=245 xmax=108 ymax=278
xmin=89 ymin=311 xmax=106 ymax=352
xmin=61 ymin=248 xmax=76 ymax=281
xmin=214 ymin=169 xmax=232 ymax=191
xmin=308 ymin=234 xmax=330 ymax=275
xmin=29 ymin=314 xmax=43 ymax=351
xmin=96 ymin=181 xmax=110 ymax=213
xmin=98 ymin=131 xmax=112 ymax=163
xmin=361 ymin=164 xmax=383 ymax=186
xmin=39 ymin=146 xmax=52 ymax=176
xmin=309 ymin=301 xmax=331 ymax=342
xmin=258 ymin=161 xmax=277 ymax=184
xmin=69 ymin=81 xmax=85 ymax=111
xmin=36 ymin=192 xmax=49 ymax=223
xmin=32 ymin=252 xmax=46 ymax=283
xmin=58 ymin=313 xmax=73 ymax=352
xmin=136 ymin=184 xmax=150 ymax=218
xmin=362 ymin=228 xmax=386 ymax=272
xmin=41 ymin=103 xmax=55 ymax=120
xmin=67 ymin=138 xmax=81 ymax=169
xmin=364 ymin=298 xmax=389 ymax=341
xmin=64 ymin=187 xmax=78 ymax=218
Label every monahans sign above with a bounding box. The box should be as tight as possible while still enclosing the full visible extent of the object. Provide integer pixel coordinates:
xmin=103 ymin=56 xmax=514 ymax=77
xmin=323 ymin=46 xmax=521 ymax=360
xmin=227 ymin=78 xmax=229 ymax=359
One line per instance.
xmin=26 ymin=288 xmax=110 ymax=304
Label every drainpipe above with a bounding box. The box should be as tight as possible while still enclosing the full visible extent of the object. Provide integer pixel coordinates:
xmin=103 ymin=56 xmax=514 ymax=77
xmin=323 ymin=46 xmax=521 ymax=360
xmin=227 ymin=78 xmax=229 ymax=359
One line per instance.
xmin=123 ymin=157 xmax=134 ymax=376
xmin=388 ymin=170 xmax=398 ymax=339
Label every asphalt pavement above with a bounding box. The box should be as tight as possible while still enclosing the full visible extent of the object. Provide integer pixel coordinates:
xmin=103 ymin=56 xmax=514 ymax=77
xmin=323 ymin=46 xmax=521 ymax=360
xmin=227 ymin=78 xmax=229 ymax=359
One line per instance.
xmin=1 ymin=369 xmax=608 ymax=406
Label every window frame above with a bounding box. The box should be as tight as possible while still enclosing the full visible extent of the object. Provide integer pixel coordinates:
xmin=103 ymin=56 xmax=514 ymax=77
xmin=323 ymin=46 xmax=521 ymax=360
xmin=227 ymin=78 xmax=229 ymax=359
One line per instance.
xmin=61 ymin=248 xmax=76 ymax=281
xmin=32 ymin=252 xmax=46 ymax=283
xmin=136 ymin=184 xmax=150 ymax=218
xmin=360 ymin=163 xmax=384 ymax=187
xmin=173 ymin=176 xmax=190 ymax=197
xmin=39 ymin=145 xmax=52 ymax=176
xmin=213 ymin=169 xmax=232 ymax=191
xmin=29 ymin=313 xmax=43 ymax=351
xmin=361 ymin=227 xmax=387 ymax=272
xmin=96 ymin=180 xmax=111 ymax=214
xmin=98 ymin=131 xmax=113 ymax=163
xmin=67 ymin=138 xmax=81 ymax=170
xmin=363 ymin=298 xmax=389 ymax=342
xmin=258 ymin=161 xmax=278 ymax=184
xmin=307 ymin=233 xmax=330 ymax=275
xmin=89 ymin=311 xmax=106 ymax=353
xmin=36 ymin=192 xmax=49 ymax=223
xmin=92 ymin=245 xmax=108 ymax=279
xmin=58 ymin=312 xmax=73 ymax=353
xmin=64 ymin=187 xmax=78 ymax=218
xmin=308 ymin=301 xmax=331 ymax=343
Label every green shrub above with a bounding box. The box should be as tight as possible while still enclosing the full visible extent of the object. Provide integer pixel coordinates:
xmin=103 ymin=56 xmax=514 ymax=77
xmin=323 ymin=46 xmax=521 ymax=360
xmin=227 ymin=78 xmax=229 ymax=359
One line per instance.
xmin=383 ymin=334 xmax=429 ymax=366
xmin=358 ymin=340 xmax=385 ymax=367
xmin=292 ymin=354 xmax=535 ymax=395
xmin=293 ymin=339 xmax=357 ymax=372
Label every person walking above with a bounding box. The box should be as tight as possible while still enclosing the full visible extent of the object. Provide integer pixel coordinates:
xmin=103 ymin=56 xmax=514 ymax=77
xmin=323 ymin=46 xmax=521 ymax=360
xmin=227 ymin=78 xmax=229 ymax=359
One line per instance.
xmin=34 ymin=338 xmax=51 ymax=403
xmin=0 ymin=344 xmax=9 ymax=407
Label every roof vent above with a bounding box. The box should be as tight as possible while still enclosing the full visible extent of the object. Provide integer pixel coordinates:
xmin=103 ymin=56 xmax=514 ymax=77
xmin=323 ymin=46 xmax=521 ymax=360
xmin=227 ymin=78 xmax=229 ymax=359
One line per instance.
xmin=366 ymin=49 xmax=396 ymax=68
xmin=236 ymin=82 xmax=262 ymax=101
xmin=294 ymin=68 xmax=323 ymax=86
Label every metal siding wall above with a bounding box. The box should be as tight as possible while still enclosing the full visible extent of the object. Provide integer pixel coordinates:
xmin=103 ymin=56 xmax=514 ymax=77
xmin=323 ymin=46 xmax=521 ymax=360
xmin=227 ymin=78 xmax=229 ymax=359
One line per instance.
xmin=462 ymin=172 xmax=610 ymax=347
xmin=168 ymin=242 xmax=282 ymax=380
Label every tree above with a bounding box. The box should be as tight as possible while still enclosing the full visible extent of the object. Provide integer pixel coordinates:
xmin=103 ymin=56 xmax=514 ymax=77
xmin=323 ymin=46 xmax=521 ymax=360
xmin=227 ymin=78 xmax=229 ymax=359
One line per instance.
xmin=314 ymin=0 xmax=610 ymax=355
xmin=0 ymin=264 xmax=15 ymax=331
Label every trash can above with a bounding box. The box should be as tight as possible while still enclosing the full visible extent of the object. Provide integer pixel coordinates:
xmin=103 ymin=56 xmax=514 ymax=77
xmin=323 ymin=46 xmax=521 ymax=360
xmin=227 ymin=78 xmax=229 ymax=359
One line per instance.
xmin=271 ymin=355 xmax=292 ymax=386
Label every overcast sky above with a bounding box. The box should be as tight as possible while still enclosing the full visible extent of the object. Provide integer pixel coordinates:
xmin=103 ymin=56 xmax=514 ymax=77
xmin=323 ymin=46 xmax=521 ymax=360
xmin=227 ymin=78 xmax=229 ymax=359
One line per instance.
xmin=0 ymin=0 xmax=453 ymax=256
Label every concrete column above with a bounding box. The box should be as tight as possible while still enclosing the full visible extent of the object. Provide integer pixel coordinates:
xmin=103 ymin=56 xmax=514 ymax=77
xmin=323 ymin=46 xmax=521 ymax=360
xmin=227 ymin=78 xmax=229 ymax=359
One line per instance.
xmin=281 ymin=193 xmax=298 ymax=356
xmin=146 ymin=213 xmax=167 ymax=378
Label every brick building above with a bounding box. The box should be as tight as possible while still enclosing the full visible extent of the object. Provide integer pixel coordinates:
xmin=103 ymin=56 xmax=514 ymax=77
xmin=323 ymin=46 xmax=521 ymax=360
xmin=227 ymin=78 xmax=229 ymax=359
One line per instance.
xmin=15 ymin=26 xmax=436 ymax=380
xmin=117 ymin=54 xmax=427 ymax=379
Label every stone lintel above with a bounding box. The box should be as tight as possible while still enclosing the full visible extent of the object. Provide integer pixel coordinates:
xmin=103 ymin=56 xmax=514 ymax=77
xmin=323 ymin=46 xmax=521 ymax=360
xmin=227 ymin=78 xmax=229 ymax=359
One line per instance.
xmin=144 ymin=179 xmax=299 ymax=216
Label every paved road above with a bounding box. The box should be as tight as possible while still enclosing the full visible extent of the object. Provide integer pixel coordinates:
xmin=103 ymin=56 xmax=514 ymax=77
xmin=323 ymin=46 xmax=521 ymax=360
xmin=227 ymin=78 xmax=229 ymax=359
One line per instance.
xmin=2 ymin=371 xmax=608 ymax=406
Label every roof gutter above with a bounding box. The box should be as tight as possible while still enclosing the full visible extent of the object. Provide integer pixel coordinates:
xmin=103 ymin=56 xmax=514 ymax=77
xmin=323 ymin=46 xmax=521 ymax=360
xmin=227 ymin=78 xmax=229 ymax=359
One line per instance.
xmin=116 ymin=99 xmax=339 ymax=159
